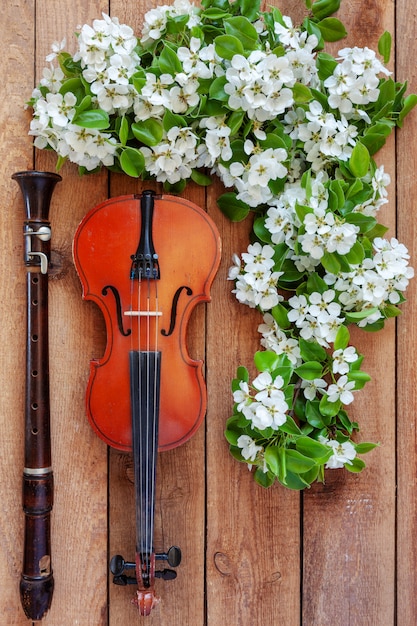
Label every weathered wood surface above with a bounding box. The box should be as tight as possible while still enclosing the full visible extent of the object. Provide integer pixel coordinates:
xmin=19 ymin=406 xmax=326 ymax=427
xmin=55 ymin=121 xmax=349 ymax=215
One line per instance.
xmin=0 ymin=1 xmax=415 ymax=624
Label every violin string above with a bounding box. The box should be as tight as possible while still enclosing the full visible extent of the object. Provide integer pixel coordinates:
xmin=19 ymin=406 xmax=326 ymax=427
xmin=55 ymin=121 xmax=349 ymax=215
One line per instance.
xmin=152 ymin=279 xmax=159 ymax=569
xmin=136 ymin=275 xmax=144 ymax=564
xmin=146 ymin=275 xmax=151 ymax=569
xmin=133 ymin=206 xmax=160 ymax=580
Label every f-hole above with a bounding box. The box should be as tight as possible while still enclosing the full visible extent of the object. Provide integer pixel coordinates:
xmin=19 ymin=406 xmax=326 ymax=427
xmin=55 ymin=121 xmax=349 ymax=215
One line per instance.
xmin=102 ymin=285 xmax=131 ymax=337
xmin=161 ymin=286 xmax=193 ymax=337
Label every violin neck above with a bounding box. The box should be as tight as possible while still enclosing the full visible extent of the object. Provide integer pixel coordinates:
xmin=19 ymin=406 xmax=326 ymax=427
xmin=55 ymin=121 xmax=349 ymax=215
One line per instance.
xmin=129 ymin=350 xmax=161 ymax=584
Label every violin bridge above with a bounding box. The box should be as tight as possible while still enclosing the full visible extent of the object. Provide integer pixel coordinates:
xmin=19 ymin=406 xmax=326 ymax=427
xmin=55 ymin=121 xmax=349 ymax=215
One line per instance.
xmin=124 ymin=311 xmax=163 ymax=317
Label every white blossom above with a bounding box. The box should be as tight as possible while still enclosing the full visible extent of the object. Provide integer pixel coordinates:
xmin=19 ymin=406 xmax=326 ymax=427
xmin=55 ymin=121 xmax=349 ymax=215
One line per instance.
xmin=237 ymin=435 xmax=263 ymax=463
xmin=319 ymin=436 xmax=357 ymax=469
xmin=327 ymin=375 xmax=356 ymax=404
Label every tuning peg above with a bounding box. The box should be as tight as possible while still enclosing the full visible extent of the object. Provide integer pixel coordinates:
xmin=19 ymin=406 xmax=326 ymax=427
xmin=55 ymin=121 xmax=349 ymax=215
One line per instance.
xmin=109 ymin=554 xmax=135 ymax=576
xmin=110 ymin=549 xmax=181 ymax=587
xmin=113 ymin=574 xmax=138 ymax=586
xmin=155 ymin=546 xmax=181 ymax=568
xmin=155 ymin=569 xmax=177 ymax=581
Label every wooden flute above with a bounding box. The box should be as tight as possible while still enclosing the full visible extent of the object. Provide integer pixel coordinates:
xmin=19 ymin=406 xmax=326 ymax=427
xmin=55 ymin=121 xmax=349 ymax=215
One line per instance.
xmin=12 ymin=171 xmax=61 ymax=620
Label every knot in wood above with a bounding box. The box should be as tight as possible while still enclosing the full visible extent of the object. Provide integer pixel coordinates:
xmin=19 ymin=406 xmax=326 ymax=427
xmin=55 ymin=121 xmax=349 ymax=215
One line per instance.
xmin=213 ymin=551 xmax=233 ymax=576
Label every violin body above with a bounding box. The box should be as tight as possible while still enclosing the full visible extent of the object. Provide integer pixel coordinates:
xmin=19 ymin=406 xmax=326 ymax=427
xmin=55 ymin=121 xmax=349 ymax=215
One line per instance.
xmin=73 ymin=192 xmax=221 ymax=615
xmin=73 ymin=193 xmax=221 ymax=452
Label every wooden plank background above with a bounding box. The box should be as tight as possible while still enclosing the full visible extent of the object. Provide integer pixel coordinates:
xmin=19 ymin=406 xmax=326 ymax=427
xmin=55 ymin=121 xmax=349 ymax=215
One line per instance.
xmin=0 ymin=0 xmax=416 ymax=624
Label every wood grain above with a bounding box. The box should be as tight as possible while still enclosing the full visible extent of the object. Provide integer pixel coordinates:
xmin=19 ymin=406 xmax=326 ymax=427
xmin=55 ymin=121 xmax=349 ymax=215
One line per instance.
xmin=1 ymin=2 xmax=35 ymax=623
xmin=0 ymin=1 xmax=416 ymax=624
xmin=396 ymin=3 xmax=417 ymax=626
xmin=33 ymin=2 xmax=110 ymax=624
xmin=302 ymin=2 xmax=398 ymax=624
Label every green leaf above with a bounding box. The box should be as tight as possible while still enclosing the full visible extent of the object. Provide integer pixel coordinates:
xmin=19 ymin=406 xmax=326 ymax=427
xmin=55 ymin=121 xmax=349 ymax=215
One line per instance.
xmin=311 ymin=0 xmax=341 ymax=21
xmin=293 ymin=83 xmax=313 ymax=104
xmin=344 ymin=457 xmax=366 ymax=473
xmin=316 ymin=52 xmax=337 ymax=81
xmin=208 ymin=75 xmax=228 ymax=101
xmin=345 ymin=307 xmax=379 ymax=322
xmin=279 ymin=416 xmax=303 ymax=436
xmin=295 ymin=361 xmax=323 ymax=381
xmin=345 ymin=213 xmax=377 ymax=234
xmin=72 ymin=109 xmax=109 ymax=129
xmin=224 ymin=427 xmax=241 ymax=446
xmin=254 ymin=350 xmax=281 ymax=373
xmin=163 ymin=179 xmax=187 ymax=194
xmin=56 ymin=155 xmax=68 ymax=172
xmin=367 ymin=121 xmax=394 ymax=137
xmin=337 ymin=409 xmax=356 ymax=434
xmin=58 ymin=51 xmax=81 ymax=77
xmin=265 ymin=446 xmax=283 ymax=476
xmin=299 ymin=338 xmax=327 ymax=362
xmin=228 ymin=444 xmax=246 ymax=463
xmin=239 ymin=0 xmax=261 ymax=21
xmin=285 ymin=449 xmax=316 ymax=473
xmin=272 ymin=243 xmax=289 ymax=269
xmin=347 ymin=371 xmax=371 ymax=390
xmin=281 ymin=470 xmax=313 ymax=490
xmin=383 ymin=303 xmax=402 ymax=318
xmin=345 ymin=241 xmax=365 ymax=265
xmin=334 ymin=325 xmax=350 ymax=350
xmin=296 ymin=436 xmax=333 ymax=461
xmin=224 ymin=16 xmax=259 ymax=51
xmin=319 ymin=394 xmax=341 ymax=418
xmin=132 ymin=71 xmax=146 ymax=95
xmin=271 ymin=303 xmax=291 ymax=329
xmin=228 ymin=138 xmax=246 ymax=163
xmin=355 ymin=442 xmax=379 ymax=454
xmin=317 ymin=17 xmax=347 ymax=41
xmin=302 ymin=18 xmax=324 ymax=49
xmin=398 ymin=94 xmax=417 ymax=127
xmin=365 ymin=224 xmax=390 ymax=242
xmin=378 ymin=30 xmax=392 ymax=64
xmin=119 ymin=116 xmax=129 ymax=146
xmin=295 ymin=202 xmax=314 ymax=223
xmin=305 ymin=400 xmax=326 ymax=428
xmin=254 ymin=467 xmax=275 ymax=488
xmin=217 ymin=192 xmax=250 ymax=221
xmin=260 ymin=132 xmax=290 ymax=152
xmin=349 ymin=142 xmax=370 ymax=178
xmin=236 ymin=366 xmax=249 ymax=383
xmin=321 ymin=251 xmax=341 ymax=274
xmin=201 ymin=7 xmax=232 ymax=20
xmin=328 ymin=179 xmax=345 ymax=210
xmin=59 ymin=78 xmax=85 ymax=102
xmin=253 ymin=217 xmax=273 ymax=244
xmin=163 ymin=109 xmax=186 ymax=131
xmin=306 ymin=272 xmax=328 ymax=294
xmin=166 ymin=14 xmax=190 ymax=35
xmin=119 ymin=147 xmax=145 ymax=178
xmin=360 ymin=133 xmax=387 ymax=155
xmin=190 ymin=169 xmax=212 ymax=186
xmin=74 ymin=95 xmax=92 ymax=114
xmin=346 ymin=178 xmax=363 ymax=199
xmin=361 ymin=319 xmax=385 ymax=332
xmin=227 ymin=110 xmax=245 ymax=135
xmin=214 ymin=34 xmax=245 ymax=60
xmin=131 ymin=119 xmax=164 ymax=147
xmin=376 ymin=77 xmax=395 ymax=108
xmin=159 ymin=44 xmax=182 ymax=75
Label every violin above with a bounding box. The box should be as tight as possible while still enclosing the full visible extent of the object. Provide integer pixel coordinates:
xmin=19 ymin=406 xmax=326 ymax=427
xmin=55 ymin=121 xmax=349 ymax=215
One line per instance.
xmin=73 ymin=191 xmax=221 ymax=615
